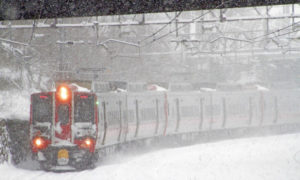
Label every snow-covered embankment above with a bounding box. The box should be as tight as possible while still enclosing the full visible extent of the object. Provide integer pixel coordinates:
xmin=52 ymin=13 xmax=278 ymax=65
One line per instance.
xmin=1 ymin=133 xmax=300 ymax=180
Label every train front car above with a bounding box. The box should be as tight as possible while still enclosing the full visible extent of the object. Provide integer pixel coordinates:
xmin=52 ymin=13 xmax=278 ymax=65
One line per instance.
xmin=30 ymin=84 xmax=98 ymax=171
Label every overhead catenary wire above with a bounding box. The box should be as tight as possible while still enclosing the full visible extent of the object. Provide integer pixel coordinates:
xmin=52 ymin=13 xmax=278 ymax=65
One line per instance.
xmin=256 ymin=29 xmax=300 ymax=42
xmin=235 ymin=21 xmax=300 ymax=45
xmin=227 ymin=20 xmax=300 ymax=46
xmin=181 ymin=18 xmax=300 ymax=55
xmin=141 ymin=0 xmax=234 ymax=47
xmin=251 ymin=20 xmax=300 ymax=40
xmin=141 ymin=1 xmax=300 ymax=49
xmin=244 ymin=21 xmax=300 ymax=48
xmin=221 ymin=28 xmax=300 ymax=54
xmin=140 ymin=11 xmax=182 ymax=43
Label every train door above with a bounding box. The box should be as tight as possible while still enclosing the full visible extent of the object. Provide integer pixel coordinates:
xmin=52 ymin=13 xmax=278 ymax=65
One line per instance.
xmin=97 ymin=93 xmax=127 ymax=146
xmin=131 ymin=92 xmax=160 ymax=139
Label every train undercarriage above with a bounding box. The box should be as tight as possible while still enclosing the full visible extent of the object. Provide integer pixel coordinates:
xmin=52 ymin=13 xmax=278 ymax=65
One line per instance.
xmin=33 ymin=146 xmax=97 ymax=171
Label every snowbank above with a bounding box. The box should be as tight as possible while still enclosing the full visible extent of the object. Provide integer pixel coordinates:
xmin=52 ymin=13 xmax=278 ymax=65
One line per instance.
xmin=1 ymin=133 xmax=300 ymax=180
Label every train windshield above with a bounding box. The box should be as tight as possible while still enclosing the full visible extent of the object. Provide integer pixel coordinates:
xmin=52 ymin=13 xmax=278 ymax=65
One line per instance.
xmin=74 ymin=94 xmax=95 ymax=123
xmin=32 ymin=94 xmax=53 ymax=124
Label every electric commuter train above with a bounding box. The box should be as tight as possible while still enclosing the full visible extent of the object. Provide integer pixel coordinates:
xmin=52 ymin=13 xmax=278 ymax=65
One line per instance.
xmin=30 ymin=83 xmax=300 ymax=170
xmin=30 ymin=84 xmax=98 ymax=170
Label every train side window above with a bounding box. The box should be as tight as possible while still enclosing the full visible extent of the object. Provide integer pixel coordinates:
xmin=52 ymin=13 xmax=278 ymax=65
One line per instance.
xmin=58 ymin=105 xmax=69 ymax=125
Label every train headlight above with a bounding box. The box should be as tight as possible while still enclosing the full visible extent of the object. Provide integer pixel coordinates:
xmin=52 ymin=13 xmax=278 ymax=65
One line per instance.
xmin=58 ymin=86 xmax=69 ymax=101
xmin=85 ymin=138 xmax=91 ymax=146
xmin=80 ymin=138 xmax=94 ymax=149
xmin=35 ymin=138 xmax=42 ymax=146
xmin=56 ymin=84 xmax=71 ymax=102
xmin=59 ymin=87 xmax=68 ymax=100
xmin=33 ymin=137 xmax=47 ymax=150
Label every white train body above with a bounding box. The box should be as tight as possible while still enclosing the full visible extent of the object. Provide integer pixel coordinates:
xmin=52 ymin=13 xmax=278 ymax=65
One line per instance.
xmin=95 ymin=89 xmax=300 ymax=149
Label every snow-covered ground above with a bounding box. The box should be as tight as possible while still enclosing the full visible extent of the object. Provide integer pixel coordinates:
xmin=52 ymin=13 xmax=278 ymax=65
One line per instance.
xmin=1 ymin=133 xmax=300 ymax=180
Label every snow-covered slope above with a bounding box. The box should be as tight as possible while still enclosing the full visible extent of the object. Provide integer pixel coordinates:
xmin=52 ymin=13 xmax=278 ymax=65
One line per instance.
xmin=1 ymin=133 xmax=300 ymax=180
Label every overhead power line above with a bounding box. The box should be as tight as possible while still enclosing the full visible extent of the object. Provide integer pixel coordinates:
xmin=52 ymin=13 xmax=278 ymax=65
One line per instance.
xmin=252 ymin=20 xmax=300 ymax=40
xmin=140 ymin=12 xmax=182 ymax=43
xmin=141 ymin=0 xmax=234 ymax=47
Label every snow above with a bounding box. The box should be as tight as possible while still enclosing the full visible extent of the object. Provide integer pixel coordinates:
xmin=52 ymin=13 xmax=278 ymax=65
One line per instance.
xmin=0 ymin=90 xmax=30 ymax=120
xmin=113 ymin=88 xmax=127 ymax=93
xmin=51 ymin=83 xmax=90 ymax=92
xmin=147 ymin=84 xmax=167 ymax=91
xmin=1 ymin=133 xmax=300 ymax=180
xmin=33 ymin=34 xmax=45 ymax=38
xmin=255 ymin=85 xmax=269 ymax=91
xmin=54 ymin=122 xmax=62 ymax=134
xmin=37 ymin=152 xmax=46 ymax=161
xmin=1 ymin=42 xmax=24 ymax=55
xmin=69 ymin=83 xmax=90 ymax=92
xmin=0 ymin=68 xmax=20 ymax=80
xmin=200 ymin=87 xmax=217 ymax=92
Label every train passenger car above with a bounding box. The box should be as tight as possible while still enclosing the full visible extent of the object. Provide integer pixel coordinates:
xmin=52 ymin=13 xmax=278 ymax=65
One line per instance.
xmin=96 ymin=92 xmax=127 ymax=146
xmin=125 ymin=91 xmax=167 ymax=139
xmin=30 ymin=82 xmax=300 ymax=171
xmin=30 ymin=84 xmax=98 ymax=170
xmin=95 ymin=90 xmax=168 ymax=146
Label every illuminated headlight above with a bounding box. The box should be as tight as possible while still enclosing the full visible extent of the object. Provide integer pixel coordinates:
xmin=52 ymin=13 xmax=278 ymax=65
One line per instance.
xmin=32 ymin=136 xmax=48 ymax=150
xmin=85 ymin=138 xmax=91 ymax=146
xmin=80 ymin=138 xmax=94 ymax=149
